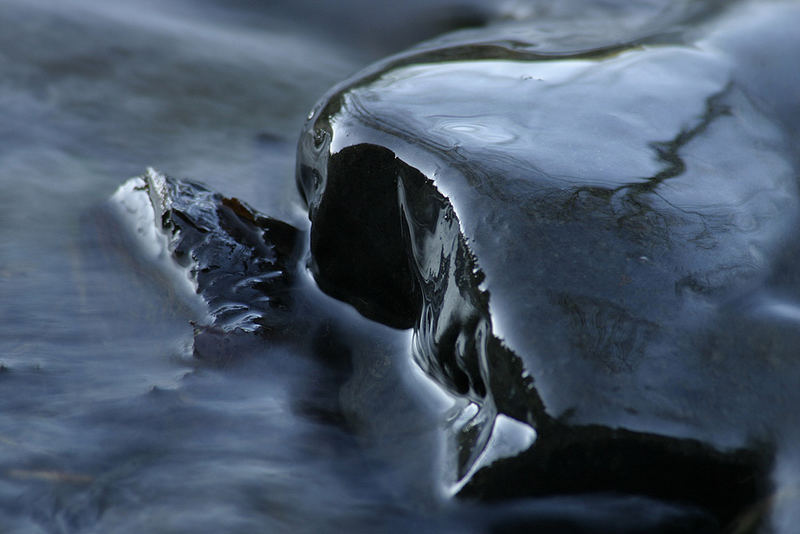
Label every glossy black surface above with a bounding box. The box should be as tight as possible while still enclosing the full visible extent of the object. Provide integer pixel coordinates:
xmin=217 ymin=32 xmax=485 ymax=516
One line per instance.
xmin=298 ymin=0 xmax=800 ymax=527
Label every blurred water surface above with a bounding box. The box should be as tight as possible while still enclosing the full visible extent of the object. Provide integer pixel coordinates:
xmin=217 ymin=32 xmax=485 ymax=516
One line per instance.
xmin=0 ymin=2 xmax=511 ymax=532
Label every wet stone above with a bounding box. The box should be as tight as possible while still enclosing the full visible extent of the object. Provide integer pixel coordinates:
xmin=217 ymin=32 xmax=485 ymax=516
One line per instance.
xmin=297 ymin=0 xmax=800 ymax=526
xmin=111 ymin=169 xmax=312 ymax=366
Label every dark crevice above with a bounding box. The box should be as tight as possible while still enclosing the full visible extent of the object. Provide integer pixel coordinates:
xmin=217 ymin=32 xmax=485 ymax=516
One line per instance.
xmin=460 ymin=422 xmax=773 ymax=529
xmin=310 ymin=145 xmax=422 ymax=329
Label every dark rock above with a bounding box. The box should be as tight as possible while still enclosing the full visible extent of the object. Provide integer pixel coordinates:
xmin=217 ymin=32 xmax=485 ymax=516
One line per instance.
xmin=479 ymin=495 xmax=719 ymax=534
xmin=297 ymin=0 xmax=800 ymax=525
xmin=142 ymin=170 xmax=302 ymax=336
xmin=113 ymin=169 xmax=312 ymax=367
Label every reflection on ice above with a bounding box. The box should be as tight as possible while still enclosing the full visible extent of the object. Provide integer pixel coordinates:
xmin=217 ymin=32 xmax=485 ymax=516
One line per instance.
xmin=448 ymin=413 xmax=537 ymax=497
xmin=752 ymin=297 xmax=800 ymax=325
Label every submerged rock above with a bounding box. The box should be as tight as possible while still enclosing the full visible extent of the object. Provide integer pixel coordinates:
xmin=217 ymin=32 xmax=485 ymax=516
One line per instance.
xmin=110 ymin=169 xmax=307 ymax=364
xmin=297 ymin=0 xmax=800 ymax=525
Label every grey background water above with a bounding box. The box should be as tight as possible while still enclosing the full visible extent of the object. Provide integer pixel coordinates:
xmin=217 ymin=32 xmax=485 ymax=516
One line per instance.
xmin=2 ymin=1 xmax=798 ymax=533
xmin=0 ymin=1 xmax=512 ymax=532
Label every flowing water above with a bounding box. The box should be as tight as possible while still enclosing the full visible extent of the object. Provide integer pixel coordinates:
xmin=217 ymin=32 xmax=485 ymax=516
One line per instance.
xmin=0 ymin=2 xmax=523 ymax=532
xmin=1 ymin=1 xmax=798 ymax=533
